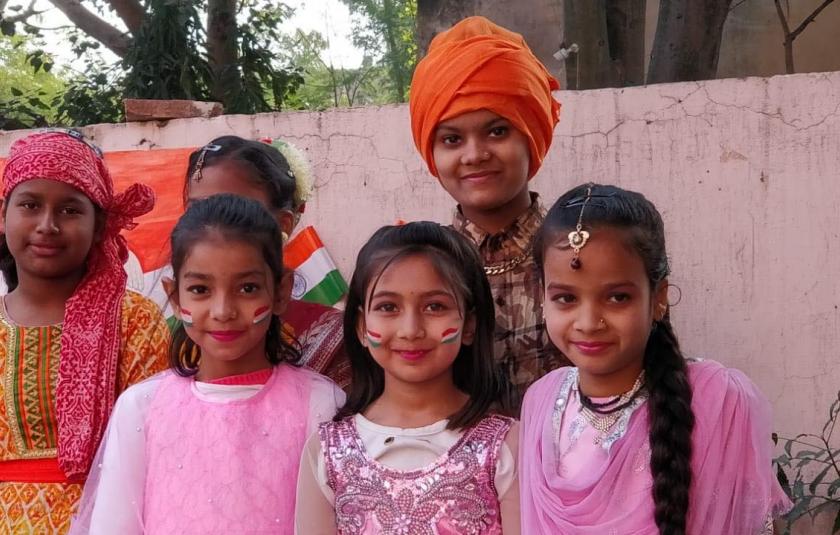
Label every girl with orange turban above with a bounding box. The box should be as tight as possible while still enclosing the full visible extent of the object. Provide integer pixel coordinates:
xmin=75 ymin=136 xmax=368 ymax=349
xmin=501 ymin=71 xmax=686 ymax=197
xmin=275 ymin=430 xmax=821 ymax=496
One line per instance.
xmin=410 ymin=16 xmax=568 ymax=409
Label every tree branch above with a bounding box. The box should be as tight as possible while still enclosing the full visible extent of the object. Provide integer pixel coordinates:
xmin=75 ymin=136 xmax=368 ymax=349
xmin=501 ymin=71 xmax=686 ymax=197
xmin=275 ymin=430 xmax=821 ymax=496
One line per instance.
xmin=773 ymin=0 xmax=792 ymax=36
xmin=104 ymin=0 xmax=144 ymax=35
xmin=46 ymin=0 xmax=132 ymax=57
xmin=789 ymin=0 xmax=836 ymax=41
xmin=3 ymin=1 xmax=42 ymax=24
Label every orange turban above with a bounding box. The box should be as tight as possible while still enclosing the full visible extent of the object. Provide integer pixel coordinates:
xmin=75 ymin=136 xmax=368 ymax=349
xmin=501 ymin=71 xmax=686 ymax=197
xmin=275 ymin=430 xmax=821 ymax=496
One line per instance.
xmin=410 ymin=16 xmax=561 ymax=179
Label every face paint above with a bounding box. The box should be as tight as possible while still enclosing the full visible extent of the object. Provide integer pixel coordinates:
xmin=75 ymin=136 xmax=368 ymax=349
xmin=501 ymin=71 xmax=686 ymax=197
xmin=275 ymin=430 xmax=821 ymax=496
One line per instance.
xmin=181 ymin=308 xmax=193 ymax=327
xmin=440 ymin=327 xmax=461 ymax=344
xmin=253 ymin=305 xmax=271 ymax=325
xmin=366 ymin=330 xmax=382 ymax=348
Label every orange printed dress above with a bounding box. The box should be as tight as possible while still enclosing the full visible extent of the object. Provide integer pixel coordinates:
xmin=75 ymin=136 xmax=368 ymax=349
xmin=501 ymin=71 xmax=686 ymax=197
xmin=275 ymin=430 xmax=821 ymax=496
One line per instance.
xmin=0 ymin=290 xmax=170 ymax=534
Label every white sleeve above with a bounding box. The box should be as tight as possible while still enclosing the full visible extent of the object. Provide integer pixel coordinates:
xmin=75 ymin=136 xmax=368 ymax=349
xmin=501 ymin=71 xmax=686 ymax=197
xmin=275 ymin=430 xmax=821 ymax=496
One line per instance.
xmin=69 ymin=373 xmax=165 ymax=535
xmin=497 ymin=421 xmax=520 ymax=535
xmin=304 ymin=371 xmax=346 ymax=437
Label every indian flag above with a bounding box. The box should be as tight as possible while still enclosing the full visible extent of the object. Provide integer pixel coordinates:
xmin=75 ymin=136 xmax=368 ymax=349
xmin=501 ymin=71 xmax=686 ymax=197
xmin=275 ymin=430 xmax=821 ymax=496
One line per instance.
xmin=284 ymin=226 xmax=348 ymax=306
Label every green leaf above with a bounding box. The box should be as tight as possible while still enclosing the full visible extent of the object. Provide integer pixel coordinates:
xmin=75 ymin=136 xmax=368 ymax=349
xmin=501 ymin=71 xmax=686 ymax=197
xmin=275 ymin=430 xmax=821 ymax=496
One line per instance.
xmin=811 ymin=465 xmax=834 ymax=493
xmin=777 ymin=463 xmax=792 ymax=496
xmin=1 ymin=20 xmax=16 ymax=37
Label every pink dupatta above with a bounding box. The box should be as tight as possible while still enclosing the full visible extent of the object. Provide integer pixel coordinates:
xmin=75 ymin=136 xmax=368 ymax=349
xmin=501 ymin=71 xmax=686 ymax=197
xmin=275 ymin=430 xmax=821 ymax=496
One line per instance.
xmin=519 ymin=360 xmax=791 ymax=534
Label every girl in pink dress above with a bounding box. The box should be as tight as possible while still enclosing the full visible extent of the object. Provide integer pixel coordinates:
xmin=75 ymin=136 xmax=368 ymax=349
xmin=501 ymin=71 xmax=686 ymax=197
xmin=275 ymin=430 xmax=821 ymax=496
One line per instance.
xmin=519 ymin=183 xmax=791 ymax=534
xmin=295 ymin=222 xmax=520 ymax=534
xmin=71 ymin=194 xmax=344 ymax=534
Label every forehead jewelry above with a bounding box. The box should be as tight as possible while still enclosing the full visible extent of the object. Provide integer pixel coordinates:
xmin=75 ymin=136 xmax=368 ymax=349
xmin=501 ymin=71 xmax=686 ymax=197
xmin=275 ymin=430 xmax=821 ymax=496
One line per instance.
xmin=190 ymin=143 xmax=222 ymax=183
xmin=568 ymin=184 xmax=593 ymax=270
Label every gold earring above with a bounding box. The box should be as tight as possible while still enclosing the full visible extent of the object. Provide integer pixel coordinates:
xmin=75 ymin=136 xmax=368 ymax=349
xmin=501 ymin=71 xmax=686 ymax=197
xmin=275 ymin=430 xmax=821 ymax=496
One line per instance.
xmin=281 ymin=231 xmax=289 ymax=243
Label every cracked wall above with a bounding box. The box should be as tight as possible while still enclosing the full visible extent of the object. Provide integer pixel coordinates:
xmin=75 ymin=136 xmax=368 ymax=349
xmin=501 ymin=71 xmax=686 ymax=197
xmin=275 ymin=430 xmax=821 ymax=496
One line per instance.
xmin=2 ymin=72 xmax=839 ymax=478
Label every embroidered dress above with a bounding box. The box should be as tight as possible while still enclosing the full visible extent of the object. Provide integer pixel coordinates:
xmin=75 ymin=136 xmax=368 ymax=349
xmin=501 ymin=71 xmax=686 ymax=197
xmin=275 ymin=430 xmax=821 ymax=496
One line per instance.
xmin=0 ymin=290 xmax=169 ymax=534
xmin=452 ymin=193 xmax=569 ymax=408
xmin=318 ymin=414 xmax=514 ymax=535
xmin=70 ymin=364 xmax=344 ymax=535
xmin=519 ymin=360 xmax=792 ymax=534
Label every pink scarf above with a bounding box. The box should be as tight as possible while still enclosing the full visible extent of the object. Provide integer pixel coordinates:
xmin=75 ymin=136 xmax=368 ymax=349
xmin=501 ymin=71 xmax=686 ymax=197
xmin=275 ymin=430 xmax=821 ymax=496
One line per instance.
xmin=519 ymin=360 xmax=791 ymax=534
xmin=2 ymin=131 xmax=155 ymax=480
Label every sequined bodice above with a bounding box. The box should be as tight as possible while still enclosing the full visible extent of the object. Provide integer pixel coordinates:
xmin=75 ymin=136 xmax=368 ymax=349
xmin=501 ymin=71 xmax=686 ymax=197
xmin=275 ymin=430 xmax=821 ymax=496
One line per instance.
xmin=321 ymin=414 xmax=512 ymax=535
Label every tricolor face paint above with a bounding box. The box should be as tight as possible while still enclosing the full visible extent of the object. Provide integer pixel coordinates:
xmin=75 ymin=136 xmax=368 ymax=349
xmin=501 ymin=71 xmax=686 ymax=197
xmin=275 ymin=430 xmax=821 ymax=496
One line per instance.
xmin=181 ymin=308 xmax=194 ymax=327
xmin=366 ymin=330 xmax=383 ymax=348
xmin=253 ymin=305 xmax=272 ymax=324
xmin=440 ymin=327 xmax=461 ymax=344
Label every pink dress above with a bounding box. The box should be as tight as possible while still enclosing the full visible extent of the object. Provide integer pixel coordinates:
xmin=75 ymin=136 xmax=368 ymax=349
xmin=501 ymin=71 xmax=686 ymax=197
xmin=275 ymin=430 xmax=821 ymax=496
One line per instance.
xmin=321 ymin=414 xmax=513 ymax=535
xmin=519 ymin=360 xmax=792 ymax=534
xmin=70 ymin=364 xmax=345 ymax=534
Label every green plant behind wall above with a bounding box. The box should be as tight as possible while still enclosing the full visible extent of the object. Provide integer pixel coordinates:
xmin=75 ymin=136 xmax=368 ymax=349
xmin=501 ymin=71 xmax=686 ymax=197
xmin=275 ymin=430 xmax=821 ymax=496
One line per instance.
xmin=774 ymin=390 xmax=840 ymax=533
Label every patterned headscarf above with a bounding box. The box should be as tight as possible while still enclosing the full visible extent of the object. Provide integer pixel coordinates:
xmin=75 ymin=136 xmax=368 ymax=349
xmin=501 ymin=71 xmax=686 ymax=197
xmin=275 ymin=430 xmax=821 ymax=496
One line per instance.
xmin=409 ymin=16 xmax=561 ymax=179
xmin=2 ymin=130 xmax=155 ymax=479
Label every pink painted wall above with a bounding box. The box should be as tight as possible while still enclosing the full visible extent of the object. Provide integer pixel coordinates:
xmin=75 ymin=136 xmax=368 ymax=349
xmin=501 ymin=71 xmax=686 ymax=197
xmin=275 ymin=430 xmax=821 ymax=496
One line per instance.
xmin=2 ymin=71 xmax=839 ymax=529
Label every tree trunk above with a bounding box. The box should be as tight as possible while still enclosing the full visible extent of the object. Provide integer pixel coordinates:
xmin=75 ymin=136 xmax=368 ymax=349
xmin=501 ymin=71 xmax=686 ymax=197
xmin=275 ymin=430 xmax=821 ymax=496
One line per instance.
xmin=416 ymin=0 xmax=478 ymax=57
xmin=106 ymin=0 xmax=144 ymax=34
xmin=605 ymin=0 xmax=646 ymax=86
xmin=47 ymin=0 xmax=132 ymax=57
xmin=647 ymin=0 xmax=733 ymax=83
xmin=206 ymin=0 xmax=241 ymax=105
xmin=564 ymin=0 xmax=613 ymax=89
xmin=381 ymin=0 xmax=406 ymax=100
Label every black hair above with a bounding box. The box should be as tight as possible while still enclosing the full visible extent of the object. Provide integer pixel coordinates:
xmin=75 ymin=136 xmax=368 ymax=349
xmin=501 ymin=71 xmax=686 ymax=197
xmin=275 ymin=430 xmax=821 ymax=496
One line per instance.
xmin=534 ymin=183 xmax=694 ymax=535
xmin=184 ymin=135 xmax=297 ymax=212
xmin=168 ymin=193 xmax=300 ymax=376
xmin=337 ymin=221 xmax=507 ymax=429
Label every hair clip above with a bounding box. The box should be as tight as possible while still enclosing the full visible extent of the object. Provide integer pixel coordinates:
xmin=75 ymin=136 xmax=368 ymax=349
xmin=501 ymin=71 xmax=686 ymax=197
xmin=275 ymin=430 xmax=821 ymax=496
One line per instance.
xmin=190 ymin=144 xmax=223 ymax=182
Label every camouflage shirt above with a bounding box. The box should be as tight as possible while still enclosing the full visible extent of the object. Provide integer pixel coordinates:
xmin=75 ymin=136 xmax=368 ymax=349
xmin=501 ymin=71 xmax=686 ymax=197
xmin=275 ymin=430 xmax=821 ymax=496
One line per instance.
xmin=452 ymin=193 xmax=570 ymax=411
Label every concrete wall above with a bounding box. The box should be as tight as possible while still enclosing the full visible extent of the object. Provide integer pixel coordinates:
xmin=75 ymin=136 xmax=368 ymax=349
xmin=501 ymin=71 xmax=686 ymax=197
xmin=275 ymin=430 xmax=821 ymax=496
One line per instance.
xmin=2 ymin=70 xmax=839 ymax=529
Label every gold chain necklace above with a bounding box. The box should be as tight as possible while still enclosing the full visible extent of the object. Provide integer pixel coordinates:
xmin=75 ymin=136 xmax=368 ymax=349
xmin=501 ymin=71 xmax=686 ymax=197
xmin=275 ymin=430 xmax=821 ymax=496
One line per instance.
xmin=484 ymin=246 xmax=531 ymax=276
xmin=578 ymin=372 xmax=646 ymax=439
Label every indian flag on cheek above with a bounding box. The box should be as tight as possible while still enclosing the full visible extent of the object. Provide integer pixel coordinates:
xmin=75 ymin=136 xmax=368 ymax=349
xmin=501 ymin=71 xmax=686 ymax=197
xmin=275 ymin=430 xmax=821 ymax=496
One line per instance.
xmin=284 ymin=226 xmax=348 ymax=307
xmin=366 ymin=330 xmax=382 ymax=348
xmin=440 ymin=327 xmax=460 ymax=344
xmin=253 ymin=305 xmax=272 ymax=324
xmin=180 ymin=308 xmax=193 ymax=327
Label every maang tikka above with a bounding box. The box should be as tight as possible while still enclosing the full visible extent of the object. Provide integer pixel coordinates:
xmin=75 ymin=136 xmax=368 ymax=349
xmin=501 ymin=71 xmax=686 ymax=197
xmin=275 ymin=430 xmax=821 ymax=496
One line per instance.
xmin=568 ymin=184 xmax=593 ymax=270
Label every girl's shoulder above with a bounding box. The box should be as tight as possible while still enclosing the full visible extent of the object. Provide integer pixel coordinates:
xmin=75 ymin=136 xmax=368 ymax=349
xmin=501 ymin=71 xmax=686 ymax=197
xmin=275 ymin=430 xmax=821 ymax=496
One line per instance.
xmin=112 ymin=370 xmax=171 ymax=413
xmin=276 ymin=364 xmax=346 ymax=414
xmin=521 ymin=366 xmax=575 ymax=407
xmin=280 ymin=363 xmax=343 ymax=392
xmin=121 ymin=288 xmax=163 ymax=315
xmin=120 ymin=289 xmax=168 ymax=332
xmin=686 ymin=358 xmax=762 ymax=395
xmin=686 ymin=358 xmax=772 ymax=428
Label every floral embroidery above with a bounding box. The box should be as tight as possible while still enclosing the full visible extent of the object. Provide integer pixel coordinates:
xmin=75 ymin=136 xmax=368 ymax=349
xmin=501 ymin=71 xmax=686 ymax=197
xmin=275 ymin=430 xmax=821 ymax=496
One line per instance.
xmin=321 ymin=415 xmax=511 ymax=535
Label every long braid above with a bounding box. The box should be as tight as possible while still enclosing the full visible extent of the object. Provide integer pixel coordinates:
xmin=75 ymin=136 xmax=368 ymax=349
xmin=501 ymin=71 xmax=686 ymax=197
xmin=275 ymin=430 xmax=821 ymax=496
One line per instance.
xmin=536 ymin=183 xmax=697 ymax=534
xmin=645 ymin=318 xmax=694 ymax=535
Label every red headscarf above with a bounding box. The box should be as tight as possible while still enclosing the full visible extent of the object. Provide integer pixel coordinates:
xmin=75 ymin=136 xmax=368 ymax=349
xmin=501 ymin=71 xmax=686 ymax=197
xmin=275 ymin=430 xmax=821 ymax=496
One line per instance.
xmin=2 ymin=130 xmax=155 ymax=479
xmin=409 ymin=16 xmax=561 ymax=179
